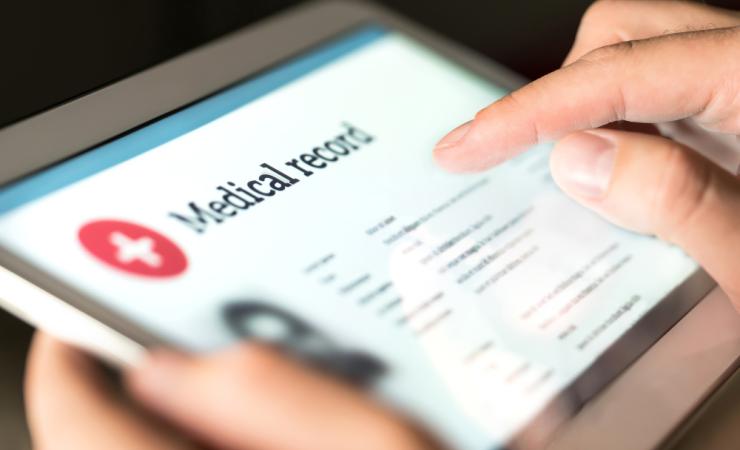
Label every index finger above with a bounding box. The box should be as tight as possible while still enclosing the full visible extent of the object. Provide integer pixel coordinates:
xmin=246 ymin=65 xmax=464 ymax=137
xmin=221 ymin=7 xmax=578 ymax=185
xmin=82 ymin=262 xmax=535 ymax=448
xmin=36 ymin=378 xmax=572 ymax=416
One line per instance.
xmin=126 ymin=344 xmax=437 ymax=450
xmin=433 ymin=26 xmax=740 ymax=172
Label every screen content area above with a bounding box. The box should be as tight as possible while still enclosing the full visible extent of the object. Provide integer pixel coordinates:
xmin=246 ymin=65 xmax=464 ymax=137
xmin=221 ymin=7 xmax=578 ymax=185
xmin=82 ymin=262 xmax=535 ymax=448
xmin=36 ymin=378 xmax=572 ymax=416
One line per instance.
xmin=0 ymin=26 xmax=698 ymax=449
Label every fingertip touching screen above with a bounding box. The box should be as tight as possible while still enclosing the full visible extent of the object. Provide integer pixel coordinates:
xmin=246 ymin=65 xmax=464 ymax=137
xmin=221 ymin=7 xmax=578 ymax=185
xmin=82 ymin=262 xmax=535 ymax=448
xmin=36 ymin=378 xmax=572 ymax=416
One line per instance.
xmin=0 ymin=25 xmax=700 ymax=449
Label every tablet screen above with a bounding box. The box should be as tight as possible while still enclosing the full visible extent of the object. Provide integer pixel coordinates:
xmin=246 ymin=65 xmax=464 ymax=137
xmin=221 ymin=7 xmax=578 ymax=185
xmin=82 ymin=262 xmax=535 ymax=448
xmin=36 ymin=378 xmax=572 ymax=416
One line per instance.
xmin=0 ymin=25 xmax=701 ymax=449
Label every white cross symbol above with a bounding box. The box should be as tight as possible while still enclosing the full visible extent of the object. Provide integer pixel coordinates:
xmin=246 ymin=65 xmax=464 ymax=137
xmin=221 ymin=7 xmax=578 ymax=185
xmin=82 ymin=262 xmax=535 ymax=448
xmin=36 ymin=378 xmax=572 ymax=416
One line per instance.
xmin=109 ymin=231 xmax=163 ymax=268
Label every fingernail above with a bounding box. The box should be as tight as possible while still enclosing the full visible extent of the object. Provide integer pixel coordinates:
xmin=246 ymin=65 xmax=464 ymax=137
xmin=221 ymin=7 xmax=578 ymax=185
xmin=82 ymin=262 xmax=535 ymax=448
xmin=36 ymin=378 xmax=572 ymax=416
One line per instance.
xmin=555 ymin=132 xmax=616 ymax=199
xmin=128 ymin=350 xmax=188 ymax=401
xmin=434 ymin=120 xmax=473 ymax=152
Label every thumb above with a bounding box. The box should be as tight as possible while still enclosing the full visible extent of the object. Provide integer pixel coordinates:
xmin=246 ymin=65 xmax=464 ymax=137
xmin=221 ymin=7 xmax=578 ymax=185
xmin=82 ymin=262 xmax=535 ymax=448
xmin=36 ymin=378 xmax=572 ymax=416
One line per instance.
xmin=550 ymin=129 xmax=740 ymax=307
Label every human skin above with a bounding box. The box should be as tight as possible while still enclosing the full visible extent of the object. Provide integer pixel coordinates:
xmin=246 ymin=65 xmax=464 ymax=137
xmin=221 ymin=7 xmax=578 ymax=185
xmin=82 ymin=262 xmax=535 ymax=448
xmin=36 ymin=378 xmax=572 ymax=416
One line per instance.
xmin=27 ymin=2 xmax=740 ymax=449
xmin=435 ymin=1 xmax=740 ymax=308
xmin=26 ymin=334 xmax=437 ymax=450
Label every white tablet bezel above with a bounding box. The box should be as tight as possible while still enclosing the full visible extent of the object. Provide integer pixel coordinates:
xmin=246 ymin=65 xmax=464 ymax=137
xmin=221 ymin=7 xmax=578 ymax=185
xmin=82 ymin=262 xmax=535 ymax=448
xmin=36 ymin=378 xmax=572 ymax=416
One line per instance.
xmin=0 ymin=2 xmax=737 ymax=449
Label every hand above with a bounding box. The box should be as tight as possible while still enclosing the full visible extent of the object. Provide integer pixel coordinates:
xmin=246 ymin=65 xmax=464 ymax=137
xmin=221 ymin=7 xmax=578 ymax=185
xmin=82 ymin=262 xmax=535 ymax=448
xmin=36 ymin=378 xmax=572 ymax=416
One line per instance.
xmin=434 ymin=0 xmax=740 ymax=307
xmin=25 ymin=333 xmax=437 ymax=450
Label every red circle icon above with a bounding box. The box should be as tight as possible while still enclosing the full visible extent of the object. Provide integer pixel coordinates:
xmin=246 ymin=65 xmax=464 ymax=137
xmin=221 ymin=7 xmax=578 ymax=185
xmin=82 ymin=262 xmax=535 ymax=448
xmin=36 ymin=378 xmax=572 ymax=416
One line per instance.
xmin=78 ymin=220 xmax=187 ymax=278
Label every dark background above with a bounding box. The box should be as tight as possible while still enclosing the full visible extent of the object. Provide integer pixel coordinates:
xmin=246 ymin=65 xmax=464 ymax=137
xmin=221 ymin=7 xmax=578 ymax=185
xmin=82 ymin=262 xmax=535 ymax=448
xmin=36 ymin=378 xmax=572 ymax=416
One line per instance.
xmin=1 ymin=1 xmax=738 ymax=449
xmin=0 ymin=0 xmax=616 ymax=128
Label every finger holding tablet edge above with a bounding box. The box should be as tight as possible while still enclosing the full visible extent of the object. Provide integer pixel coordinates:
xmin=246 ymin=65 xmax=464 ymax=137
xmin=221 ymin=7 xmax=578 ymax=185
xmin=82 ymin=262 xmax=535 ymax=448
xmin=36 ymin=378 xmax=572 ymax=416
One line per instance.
xmin=550 ymin=129 xmax=740 ymax=308
xmin=125 ymin=343 xmax=438 ymax=450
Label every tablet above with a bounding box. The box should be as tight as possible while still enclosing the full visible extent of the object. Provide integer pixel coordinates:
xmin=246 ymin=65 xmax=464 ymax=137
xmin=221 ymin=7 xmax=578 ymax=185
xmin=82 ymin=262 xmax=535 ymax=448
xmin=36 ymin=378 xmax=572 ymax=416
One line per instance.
xmin=0 ymin=2 xmax=735 ymax=449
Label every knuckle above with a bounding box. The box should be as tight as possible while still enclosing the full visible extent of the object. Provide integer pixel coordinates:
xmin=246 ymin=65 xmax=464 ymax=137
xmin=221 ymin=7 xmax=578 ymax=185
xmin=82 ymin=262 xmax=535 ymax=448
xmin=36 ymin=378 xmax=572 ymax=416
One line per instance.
xmin=580 ymin=0 xmax=621 ymax=30
xmin=579 ymin=39 xmax=636 ymax=65
xmin=649 ymin=142 xmax=712 ymax=242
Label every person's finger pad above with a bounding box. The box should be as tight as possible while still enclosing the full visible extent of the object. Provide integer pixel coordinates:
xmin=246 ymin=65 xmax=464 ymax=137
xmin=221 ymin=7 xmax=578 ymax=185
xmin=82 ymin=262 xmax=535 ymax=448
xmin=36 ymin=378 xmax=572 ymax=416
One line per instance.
xmin=127 ymin=344 xmax=431 ymax=450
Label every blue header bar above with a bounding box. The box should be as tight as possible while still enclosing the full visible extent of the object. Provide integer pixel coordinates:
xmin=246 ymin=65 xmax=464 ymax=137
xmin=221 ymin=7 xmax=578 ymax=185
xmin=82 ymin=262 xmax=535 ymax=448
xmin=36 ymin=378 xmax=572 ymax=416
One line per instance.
xmin=0 ymin=25 xmax=387 ymax=215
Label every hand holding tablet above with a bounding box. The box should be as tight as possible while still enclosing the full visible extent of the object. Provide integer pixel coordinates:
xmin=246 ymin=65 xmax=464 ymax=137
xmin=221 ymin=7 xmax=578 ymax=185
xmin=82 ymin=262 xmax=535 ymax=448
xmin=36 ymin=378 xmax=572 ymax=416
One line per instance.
xmin=27 ymin=333 xmax=436 ymax=450
xmin=435 ymin=1 xmax=740 ymax=309
xmin=10 ymin=1 xmax=740 ymax=450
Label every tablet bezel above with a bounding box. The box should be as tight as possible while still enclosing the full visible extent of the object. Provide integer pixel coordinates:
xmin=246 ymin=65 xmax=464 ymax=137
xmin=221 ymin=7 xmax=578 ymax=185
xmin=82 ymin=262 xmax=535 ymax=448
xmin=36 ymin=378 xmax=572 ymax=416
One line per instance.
xmin=0 ymin=1 xmax=725 ymax=449
xmin=0 ymin=0 xmax=532 ymax=348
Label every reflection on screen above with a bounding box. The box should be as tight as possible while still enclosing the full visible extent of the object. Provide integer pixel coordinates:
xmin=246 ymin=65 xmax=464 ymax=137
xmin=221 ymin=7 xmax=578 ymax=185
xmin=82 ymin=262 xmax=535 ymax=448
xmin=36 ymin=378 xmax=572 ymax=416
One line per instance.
xmin=0 ymin=26 xmax=698 ymax=449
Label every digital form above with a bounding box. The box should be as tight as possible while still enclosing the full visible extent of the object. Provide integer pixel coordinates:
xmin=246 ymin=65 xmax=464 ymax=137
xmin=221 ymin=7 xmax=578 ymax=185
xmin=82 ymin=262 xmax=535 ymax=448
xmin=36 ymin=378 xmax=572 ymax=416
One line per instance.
xmin=0 ymin=27 xmax=698 ymax=449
